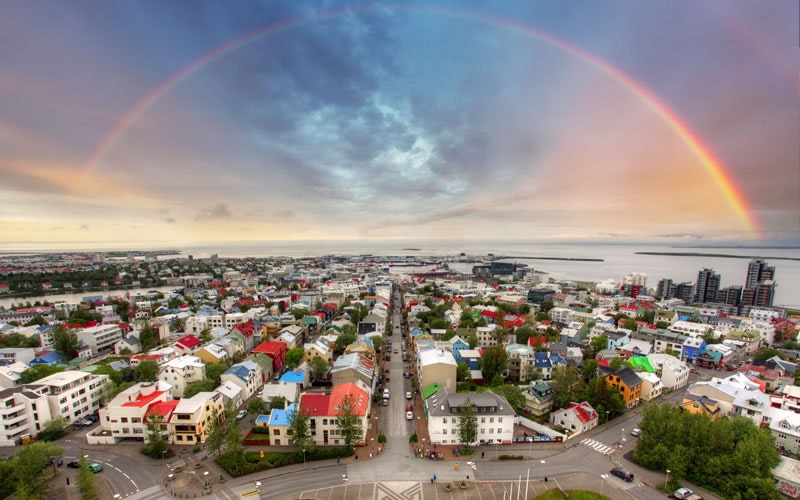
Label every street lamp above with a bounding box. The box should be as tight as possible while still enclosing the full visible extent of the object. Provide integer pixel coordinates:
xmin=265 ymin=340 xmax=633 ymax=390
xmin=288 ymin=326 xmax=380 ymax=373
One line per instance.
xmin=161 ymin=449 xmax=166 ymax=466
xmin=417 ymin=416 xmax=420 ymax=433
xmin=302 ymin=449 xmax=306 ymax=468
xmin=168 ymin=473 xmax=174 ymax=495
xmin=600 ymin=474 xmax=609 ymax=495
xmin=255 ymin=481 xmax=261 ymax=492
xmin=605 ymin=410 xmax=610 ymax=424
xmin=665 ymin=469 xmax=671 ymax=488
xmin=203 ymin=471 xmax=209 ymax=490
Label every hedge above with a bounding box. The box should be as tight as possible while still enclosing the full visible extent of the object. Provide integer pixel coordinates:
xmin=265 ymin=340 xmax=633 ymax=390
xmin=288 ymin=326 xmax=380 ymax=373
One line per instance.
xmin=217 ymin=447 xmax=354 ymax=477
xmin=499 ymin=455 xmax=524 ymax=460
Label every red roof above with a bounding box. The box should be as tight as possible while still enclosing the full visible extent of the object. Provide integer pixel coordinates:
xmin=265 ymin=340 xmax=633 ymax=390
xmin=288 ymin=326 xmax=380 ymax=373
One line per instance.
xmin=252 ymin=341 xmax=287 ymax=356
xmin=528 ymin=337 xmax=548 ymax=348
xmin=596 ymin=359 xmax=610 ymax=367
xmin=232 ymin=321 xmax=256 ymax=338
xmin=176 ymin=335 xmax=201 ymax=349
xmin=570 ymin=402 xmax=596 ymax=424
xmin=146 ymin=400 xmax=179 ymax=420
xmin=300 ymin=393 xmax=331 ymax=416
xmin=132 ymin=354 xmax=162 ymax=361
xmin=123 ymin=390 xmax=166 ymax=408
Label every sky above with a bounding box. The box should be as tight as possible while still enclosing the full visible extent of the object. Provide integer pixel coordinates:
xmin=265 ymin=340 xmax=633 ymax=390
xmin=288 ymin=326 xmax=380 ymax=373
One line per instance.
xmin=0 ymin=0 xmax=797 ymax=249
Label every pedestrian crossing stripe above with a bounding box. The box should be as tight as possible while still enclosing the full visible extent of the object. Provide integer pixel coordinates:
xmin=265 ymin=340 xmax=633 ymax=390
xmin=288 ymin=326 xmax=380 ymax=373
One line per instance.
xmin=580 ymin=438 xmax=614 ymax=455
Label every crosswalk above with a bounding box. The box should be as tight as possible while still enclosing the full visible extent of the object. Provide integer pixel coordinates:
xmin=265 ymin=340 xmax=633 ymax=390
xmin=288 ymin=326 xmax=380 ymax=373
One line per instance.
xmin=580 ymin=438 xmax=616 ymax=455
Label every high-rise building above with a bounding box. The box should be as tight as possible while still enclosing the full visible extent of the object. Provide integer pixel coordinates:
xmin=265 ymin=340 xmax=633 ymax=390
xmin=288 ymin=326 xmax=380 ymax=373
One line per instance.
xmin=675 ymin=282 xmax=695 ymax=303
xmin=745 ymin=259 xmax=775 ymax=289
xmin=656 ymin=279 xmax=675 ymax=300
xmin=694 ymin=268 xmax=721 ymax=304
xmin=623 ymin=272 xmax=648 ymax=287
xmin=716 ymin=285 xmax=742 ymax=307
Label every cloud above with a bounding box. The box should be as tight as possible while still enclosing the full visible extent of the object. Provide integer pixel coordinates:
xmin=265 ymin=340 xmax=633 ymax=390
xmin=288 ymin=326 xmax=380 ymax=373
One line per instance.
xmin=195 ymin=203 xmax=233 ymax=221
xmin=657 ymin=233 xmax=704 ymax=239
xmin=163 ymin=217 xmax=176 ymax=224
xmin=79 ymin=224 xmax=89 ymax=231
xmin=597 ymin=232 xmax=626 ymax=238
xmin=359 ymin=205 xmax=479 ymax=234
xmin=273 ymin=210 xmax=295 ymax=218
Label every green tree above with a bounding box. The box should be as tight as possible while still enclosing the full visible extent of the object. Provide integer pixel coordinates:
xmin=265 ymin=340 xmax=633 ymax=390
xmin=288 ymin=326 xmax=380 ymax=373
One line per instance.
xmin=655 ymin=321 xmax=670 ymax=330
xmin=24 ymin=316 xmax=48 ymax=327
xmin=588 ymin=334 xmax=608 ymax=357
xmin=51 ymin=325 xmax=80 ymax=361
xmin=334 ymin=333 xmax=357 ymax=355
xmin=540 ymin=300 xmax=554 ymax=312
xmin=467 ymin=334 xmax=479 ymax=349
xmin=490 ymin=374 xmax=504 ymax=387
xmin=336 ymin=394 xmax=362 ymax=449
xmin=456 ymin=362 xmax=471 ymax=383
xmin=457 ymin=398 xmax=477 ymax=448
xmin=183 ymin=379 xmax=217 ymax=398
xmin=580 ymin=360 xmax=599 ymax=381
xmin=142 ymin=413 xmax=168 ymax=459
xmin=621 ymin=318 xmax=638 ymax=331
xmin=551 ymin=365 xmax=583 ymax=408
xmin=287 ymin=402 xmax=315 ymax=454
xmin=370 ymin=335 xmax=385 ymax=353
xmin=76 ymin=453 xmax=97 ymax=500
xmin=248 ymin=397 xmax=265 ymax=415
xmin=205 ymin=362 xmax=229 ymax=383
xmin=135 ymin=360 xmax=159 ymax=382
xmin=285 ymin=348 xmax=304 ymax=369
xmin=269 ymin=396 xmax=288 ymax=411
xmin=479 ymin=345 xmax=508 ymax=382
xmin=199 ymin=327 xmax=212 ymax=344
xmin=754 ymin=348 xmax=784 ymax=362
xmin=19 ymin=365 xmax=64 ymax=384
xmin=493 ymin=385 xmax=525 ymax=413
xmin=204 ymin=407 xmax=226 ymax=457
xmin=12 ymin=441 xmax=63 ymax=500
xmin=310 ymin=356 xmax=329 ymax=381
xmin=37 ymin=416 xmax=68 ymax=442
xmin=514 ymin=326 xmax=535 ymax=345
xmin=139 ymin=323 xmax=157 ymax=351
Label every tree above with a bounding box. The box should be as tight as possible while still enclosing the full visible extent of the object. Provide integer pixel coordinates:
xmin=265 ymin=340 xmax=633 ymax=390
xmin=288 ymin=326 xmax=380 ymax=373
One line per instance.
xmin=142 ymin=413 xmax=168 ymax=459
xmin=288 ymin=402 xmax=315 ymax=454
xmin=204 ymin=407 xmax=226 ymax=457
xmin=588 ymin=334 xmax=608 ymax=357
xmin=285 ymin=348 xmax=304 ymax=369
xmin=514 ymin=326 xmax=535 ymax=345
xmin=490 ymin=374 xmax=504 ymax=387
xmin=551 ymin=365 xmax=583 ymax=408
xmin=456 ymin=362 xmax=471 ymax=383
xmin=135 ymin=360 xmax=159 ymax=382
xmin=183 ymin=379 xmax=217 ymax=398
xmin=755 ymin=348 xmax=784 ymax=362
xmin=199 ymin=327 xmax=212 ymax=344
xmin=370 ymin=335 xmax=385 ymax=353
xmin=24 ymin=315 xmax=48 ymax=327
xmin=19 ymin=365 xmax=64 ymax=384
xmin=52 ymin=325 xmax=80 ymax=361
xmin=139 ymin=323 xmax=157 ymax=351
xmin=306 ymin=354 xmax=328 ymax=378
xmin=205 ymin=362 xmax=229 ymax=383
xmin=655 ymin=321 xmax=670 ymax=330
xmin=269 ymin=396 xmax=288 ymax=411
xmin=76 ymin=453 xmax=97 ymax=500
xmin=621 ymin=318 xmax=638 ymax=331
xmin=334 ymin=333 xmax=357 ymax=355
xmin=248 ymin=397 xmax=265 ymax=415
xmin=12 ymin=441 xmax=63 ymax=500
xmin=540 ymin=300 xmax=554 ymax=312
xmin=467 ymin=334 xmax=479 ymax=349
xmin=479 ymin=345 xmax=508 ymax=382
xmin=37 ymin=416 xmax=67 ymax=442
xmin=456 ymin=398 xmax=477 ymax=448
xmin=336 ymin=394 xmax=362 ymax=449
xmin=493 ymin=385 xmax=525 ymax=413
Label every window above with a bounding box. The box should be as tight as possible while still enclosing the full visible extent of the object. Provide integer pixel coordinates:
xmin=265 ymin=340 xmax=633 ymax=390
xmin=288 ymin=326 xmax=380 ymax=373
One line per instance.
xmin=443 ymin=429 xmax=447 ymax=435
xmin=121 ymin=417 xmax=128 ymax=423
xmin=489 ymin=417 xmax=494 ymax=423
xmin=481 ymin=418 xmax=485 ymax=423
xmin=497 ymin=428 xmax=502 ymax=434
xmin=498 ymin=417 xmax=503 ymax=423
xmin=778 ymin=433 xmax=787 ymax=439
xmin=274 ymin=429 xmax=280 ymax=435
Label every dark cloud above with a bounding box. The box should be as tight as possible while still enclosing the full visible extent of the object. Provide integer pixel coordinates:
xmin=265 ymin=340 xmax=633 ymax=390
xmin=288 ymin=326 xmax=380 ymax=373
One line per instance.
xmin=195 ymin=203 xmax=233 ymax=221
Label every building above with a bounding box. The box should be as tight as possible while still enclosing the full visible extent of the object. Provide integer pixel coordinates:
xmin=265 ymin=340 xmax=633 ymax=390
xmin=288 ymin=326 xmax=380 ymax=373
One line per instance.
xmin=95 ymin=381 xmax=173 ymax=443
xmin=746 ymin=259 xmax=775 ymax=289
xmin=604 ymin=367 xmax=642 ymax=408
xmin=695 ymin=268 xmax=721 ymax=304
xmin=330 ymin=353 xmax=375 ymax=388
xmin=195 ymin=343 xmax=230 ymax=365
xmin=0 ymin=385 xmax=52 ymax=446
xmin=252 ymin=341 xmax=287 ymax=374
xmin=549 ymin=401 xmax=599 ymax=435
xmin=170 ymin=391 xmax=225 ymax=444
xmin=418 ymin=349 xmax=457 ymax=393
xmin=299 ymin=382 xmax=370 ymax=447
xmin=220 ymin=360 xmax=264 ymax=402
xmin=266 ymin=402 xmax=296 ymax=446
xmin=520 ymin=382 xmax=554 ymax=417
xmin=425 ymin=387 xmax=515 ymax=445
xmin=158 ymin=356 xmax=206 ymax=398
xmin=173 ymin=335 xmax=202 ymax=356
xmin=76 ymin=324 xmax=123 ymax=354
xmin=656 ymin=279 xmax=675 ymax=300
xmin=37 ymin=370 xmax=109 ymax=423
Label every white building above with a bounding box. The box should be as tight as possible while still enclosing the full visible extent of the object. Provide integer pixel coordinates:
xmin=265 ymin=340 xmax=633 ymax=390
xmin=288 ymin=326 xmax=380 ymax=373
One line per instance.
xmin=669 ymin=321 xmax=712 ymax=338
xmin=158 ymin=356 xmax=206 ymax=398
xmin=77 ymin=324 xmax=123 ymax=354
xmin=220 ymin=360 xmax=264 ymax=402
xmin=96 ymin=381 xmax=173 ymax=443
xmin=0 ymin=385 xmax=52 ymax=446
xmin=426 ymin=387 xmax=515 ymax=446
xmin=647 ymin=353 xmax=690 ymax=392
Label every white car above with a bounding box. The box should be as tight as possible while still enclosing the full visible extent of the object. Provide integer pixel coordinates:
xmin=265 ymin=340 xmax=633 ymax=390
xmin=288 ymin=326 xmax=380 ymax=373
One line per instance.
xmin=630 ymin=428 xmax=642 ymax=437
xmin=406 ymin=411 xmax=414 ymax=420
xmin=235 ymin=409 xmax=248 ymax=420
xmin=383 ymin=390 xmax=390 ymax=400
xmin=405 ymin=391 xmax=412 ymax=400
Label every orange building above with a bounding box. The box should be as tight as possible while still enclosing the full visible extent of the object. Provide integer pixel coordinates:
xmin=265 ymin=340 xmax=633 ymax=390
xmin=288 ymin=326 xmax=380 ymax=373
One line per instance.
xmin=604 ymin=367 xmax=643 ymax=408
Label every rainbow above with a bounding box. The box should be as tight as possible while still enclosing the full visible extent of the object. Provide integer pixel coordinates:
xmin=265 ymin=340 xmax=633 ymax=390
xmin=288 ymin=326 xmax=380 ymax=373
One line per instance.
xmin=79 ymin=5 xmax=762 ymax=238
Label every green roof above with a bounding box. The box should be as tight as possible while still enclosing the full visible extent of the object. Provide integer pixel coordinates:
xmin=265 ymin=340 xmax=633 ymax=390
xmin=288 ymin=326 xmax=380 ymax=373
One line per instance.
xmin=301 ymin=316 xmax=318 ymax=325
xmin=422 ymin=383 xmax=443 ymax=399
xmin=699 ymin=349 xmax=723 ymax=362
xmin=628 ymin=356 xmax=655 ymax=373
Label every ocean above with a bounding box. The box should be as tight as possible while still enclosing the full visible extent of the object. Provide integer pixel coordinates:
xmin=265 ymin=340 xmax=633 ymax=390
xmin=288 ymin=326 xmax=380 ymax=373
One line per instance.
xmin=2 ymin=240 xmax=798 ymax=308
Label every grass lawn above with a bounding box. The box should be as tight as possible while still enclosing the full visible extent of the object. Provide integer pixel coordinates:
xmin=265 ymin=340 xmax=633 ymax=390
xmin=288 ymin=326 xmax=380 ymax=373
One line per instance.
xmin=533 ymin=490 xmax=609 ymax=500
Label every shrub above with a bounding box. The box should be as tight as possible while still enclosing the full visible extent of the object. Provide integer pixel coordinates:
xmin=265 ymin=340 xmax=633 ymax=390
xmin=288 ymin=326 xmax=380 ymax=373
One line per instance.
xmin=499 ymin=454 xmax=524 ymax=460
xmin=192 ymin=445 xmax=201 ymax=453
xmin=409 ymin=433 xmax=418 ymax=444
xmin=444 ymin=482 xmax=453 ymax=491
xmin=250 ymin=426 xmax=271 ymax=434
xmin=36 ymin=429 xmax=66 ymax=442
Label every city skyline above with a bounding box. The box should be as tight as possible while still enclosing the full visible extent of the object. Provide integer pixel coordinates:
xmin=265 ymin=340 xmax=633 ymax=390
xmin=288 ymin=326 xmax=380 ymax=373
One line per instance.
xmin=1 ymin=1 xmax=797 ymax=246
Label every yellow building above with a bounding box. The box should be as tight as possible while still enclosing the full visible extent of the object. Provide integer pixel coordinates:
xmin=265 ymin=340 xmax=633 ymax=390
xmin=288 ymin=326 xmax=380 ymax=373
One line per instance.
xmin=170 ymin=391 xmax=225 ymax=444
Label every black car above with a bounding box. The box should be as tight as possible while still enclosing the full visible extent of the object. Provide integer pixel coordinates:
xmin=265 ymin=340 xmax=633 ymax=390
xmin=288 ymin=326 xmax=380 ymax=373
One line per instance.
xmin=610 ymin=468 xmax=634 ymax=482
xmin=67 ymin=460 xmax=81 ymax=469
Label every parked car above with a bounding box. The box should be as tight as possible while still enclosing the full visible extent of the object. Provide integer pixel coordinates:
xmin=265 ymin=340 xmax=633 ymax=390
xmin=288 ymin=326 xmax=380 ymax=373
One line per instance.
xmin=382 ymin=398 xmax=389 ymax=406
xmin=67 ymin=460 xmax=81 ymax=469
xmin=235 ymin=409 xmax=248 ymax=420
xmin=610 ymin=468 xmax=634 ymax=482
xmin=406 ymin=411 xmax=414 ymax=420
xmin=88 ymin=463 xmax=103 ymax=473
xmin=75 ymin=419 xmax=94 ymax=427
xmin=630 ymin=428 xmax=642 ymax=437
xmin=405 ymin=391 xmax=412 ymax=400
xmin=671 ymin=488 xmax=695 ymax=499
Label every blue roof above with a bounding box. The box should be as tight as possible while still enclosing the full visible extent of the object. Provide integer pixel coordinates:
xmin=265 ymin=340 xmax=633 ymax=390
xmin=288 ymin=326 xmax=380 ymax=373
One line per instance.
xmin=223 ymin=365 xmax=251 ymax=383
xmin=268 ymin=403 xmax=296 ymax=426
xmin=37 ymin=325 xmax=52 ymax=333
xmin=411 ymin=329 xmax=424 ymax=336
xmin=279 ymin=370 xmax=306 ymax=384
xmin=31 ymin=351 xmax=63 ymax=366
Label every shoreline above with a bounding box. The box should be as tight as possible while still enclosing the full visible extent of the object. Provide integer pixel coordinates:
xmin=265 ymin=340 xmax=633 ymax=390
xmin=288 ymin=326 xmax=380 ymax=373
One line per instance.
xmin=636 ymin=252 xmax=800 ymax=262
xmin=492 ymin=256 xmax=604 ymax=262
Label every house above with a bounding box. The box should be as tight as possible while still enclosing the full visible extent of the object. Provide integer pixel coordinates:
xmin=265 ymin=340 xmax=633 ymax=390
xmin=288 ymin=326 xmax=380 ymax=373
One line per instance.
xmin=214 ymin=380 xmax=244 ymax=409
xmin=221 ymin=360 xmax=264 ymax=401
xmin=681 ymin=337 xmax=707 ymax=363
xmin=195 ymin=343 xmax=230 ymax=365
xmin=769 ymin=408 xmax=800 ymax=455
xmin=114 ymin=335 xmax=141 ymax=355
xmin=170 ymin=391 xmax=225 ymax=444
xmin=330 ymin=353 xmax=375 ymax=388
xmin=266 ymin=402 xmax=296 ymax=446
xmin=252 ymin=341 xmax=287 ymax=374
xmin=0 ymin=348 xmax=36 ymax=366
xmin=521 ymin=382 xmax=554 ymax=417
xmin=680 ymin=393 xmax=722 ymax=420
xmin=647 ymin=354 xmax=690 ymax=392
xmin=230 ymin=321 xmax=258 ymax=352
xmin=550 ymin=401 xmax=599 ymax=435
xmin=695 ymin=349 xmax=724 ymax=369
xmin=638 ymin=372 xmax=663 ymax=401
xmin=604 ymin=367 xmax=643 ymax=408
xmin=686 ymin=375 xmax=762 ymax=416
xmin=299 ymin=381 xmax=370 ymax=446
xmin=302 ymin=339 xmax=332 ymax=367
xmin=245 ymin=353 xmax=275 ymax=381
xmin=94 ymin=381 xmax=173 ymax=444
xmin=732 ymin=390 xmax=770 ymax=425
xmin=158 ymin=356 xmax=206 ymax=398
xmin=425 ymin=387 xmax=515 ymax=446
xmin=173 ymin=335 xmax=202 ymax=356
xmin=418 ymin=349 xmax=458 ymax=392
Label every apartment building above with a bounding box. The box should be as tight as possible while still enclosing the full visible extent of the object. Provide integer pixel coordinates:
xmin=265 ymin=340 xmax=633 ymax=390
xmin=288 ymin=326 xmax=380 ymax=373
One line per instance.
xmin=96 ymin=381 xmax=173 ymax=442
xmin=38 ymin=370 xmax=109 ymax=422
xmin=77 ymin=324 xmax=123 ymax=354
xmin=426 ymin=387 xmax=515 ymax=446
xmin=418 ymin=349 xmax=457 ymax=393
xmin=158 ymin=356 xmax=206 ymax=398
xmin=0 ymin=385 xmax=52 ymax=446
xmin=170 ymin=391 xmax=225 ymax=444
xmin=299 ymin=382 xmax=370 ymax=447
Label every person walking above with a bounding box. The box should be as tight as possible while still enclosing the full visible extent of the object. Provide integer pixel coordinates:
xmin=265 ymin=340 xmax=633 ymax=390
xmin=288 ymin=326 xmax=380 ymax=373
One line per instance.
xmin=433 ymin=474 xmax=437 ymax=482
xmin=430 ymin=476 xmax=434 ymax=484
